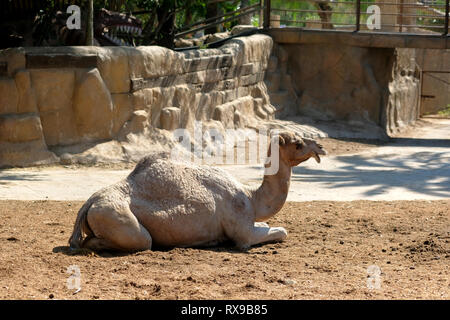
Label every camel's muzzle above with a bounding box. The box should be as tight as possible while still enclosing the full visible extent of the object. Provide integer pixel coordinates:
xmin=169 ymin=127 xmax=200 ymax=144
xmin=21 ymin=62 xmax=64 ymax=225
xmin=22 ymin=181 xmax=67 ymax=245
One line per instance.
xmin=313 ymin=146 xmax=327 ymax=163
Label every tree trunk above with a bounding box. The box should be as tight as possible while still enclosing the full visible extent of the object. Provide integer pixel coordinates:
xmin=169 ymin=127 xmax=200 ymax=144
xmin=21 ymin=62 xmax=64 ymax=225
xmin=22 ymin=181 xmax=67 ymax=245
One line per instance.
xmin=184 ymin=0 xmax=193 ymax=27
xmin=239 ymin=0 xmax=252 ymax=25
xmin=205 ymin=1 xmax=219 ymax=34
xmin=156 ymin=0 xmax=176 ymax=49
xmin=86 ymin=0 xmax=94 ymax=45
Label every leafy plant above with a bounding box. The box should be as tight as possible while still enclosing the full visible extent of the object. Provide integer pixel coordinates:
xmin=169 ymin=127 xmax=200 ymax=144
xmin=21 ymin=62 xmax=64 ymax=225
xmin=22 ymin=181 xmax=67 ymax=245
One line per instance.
xmin=437 ymin=104 xmax=450 ymax=117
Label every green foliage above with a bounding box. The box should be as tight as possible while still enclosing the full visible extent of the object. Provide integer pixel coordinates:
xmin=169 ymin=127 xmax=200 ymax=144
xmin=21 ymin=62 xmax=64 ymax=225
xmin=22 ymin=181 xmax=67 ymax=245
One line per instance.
xmin=271 ymin=0 xmax=373 ymax=27
xmin=31 ymin=1 xmax=263 ymax=47
xmin=437 ymin=104 xmax=450 ymax=117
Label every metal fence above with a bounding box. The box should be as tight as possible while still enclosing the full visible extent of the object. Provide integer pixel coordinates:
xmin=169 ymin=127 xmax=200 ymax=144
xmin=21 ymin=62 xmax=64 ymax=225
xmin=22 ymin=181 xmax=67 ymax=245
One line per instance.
xmin=265 ymin=0 xmax=449 ymax=36
xmin=175 ymin=1 xmax=263 ymax=39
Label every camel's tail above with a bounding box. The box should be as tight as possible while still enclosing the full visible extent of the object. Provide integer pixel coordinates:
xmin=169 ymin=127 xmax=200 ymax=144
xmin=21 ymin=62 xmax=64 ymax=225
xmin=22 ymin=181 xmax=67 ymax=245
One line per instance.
xmin=68 ymin=200 xmax=94 ymax=249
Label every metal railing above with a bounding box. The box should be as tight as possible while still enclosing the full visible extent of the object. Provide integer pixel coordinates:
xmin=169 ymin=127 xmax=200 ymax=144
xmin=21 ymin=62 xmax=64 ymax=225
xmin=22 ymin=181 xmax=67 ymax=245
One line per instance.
xmin=175 ymin=1 xmax=263 ymax=39
xmin=130 ymin=0 xmax=264 ymax=48
xmin=264 ymin=0 xmax=450 ymax=36
xmin=171 ymin=0 xmax=263 ymax=38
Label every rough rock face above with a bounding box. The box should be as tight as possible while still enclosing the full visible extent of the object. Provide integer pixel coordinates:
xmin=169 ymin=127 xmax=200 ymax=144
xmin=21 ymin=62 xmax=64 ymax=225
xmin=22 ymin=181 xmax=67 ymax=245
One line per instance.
xmin=0 ymin=35 xmax=275 ymax=167
xmin=384 ymin=48 xmax=421 ymax=135
xmin=265 ymin=43 xmax=421 ymax=137
xmin=415 ymin=48 xmax=450 ymax=116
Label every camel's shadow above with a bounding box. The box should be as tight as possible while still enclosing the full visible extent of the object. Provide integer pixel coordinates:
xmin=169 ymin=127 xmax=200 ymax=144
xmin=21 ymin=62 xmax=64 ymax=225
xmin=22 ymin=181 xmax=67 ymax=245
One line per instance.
xmin=53 ymin=245 xmax=179 ymax=258
xmin=52 ymin=245 xmax=127 ymax=258
xmin=53 ymin=240 xmax=268 ymax=258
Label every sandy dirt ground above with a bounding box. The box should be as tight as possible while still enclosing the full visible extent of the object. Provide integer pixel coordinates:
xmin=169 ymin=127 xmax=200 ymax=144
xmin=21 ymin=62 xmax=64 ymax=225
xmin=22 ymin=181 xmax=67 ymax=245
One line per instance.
xmin=0 ymin=118 xmax=448 ymax=300
xmin=0 ymin=200 xmax=448 ymax=300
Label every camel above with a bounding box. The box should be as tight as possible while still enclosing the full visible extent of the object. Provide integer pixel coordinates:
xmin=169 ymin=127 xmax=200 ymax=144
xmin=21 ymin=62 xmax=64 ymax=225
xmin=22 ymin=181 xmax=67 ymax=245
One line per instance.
xmin=68 ymin=131 xmax=326 ymax=252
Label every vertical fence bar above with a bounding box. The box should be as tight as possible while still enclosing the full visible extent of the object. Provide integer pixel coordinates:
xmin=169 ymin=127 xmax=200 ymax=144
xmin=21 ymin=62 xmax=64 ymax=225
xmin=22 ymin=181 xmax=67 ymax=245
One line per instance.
xmin=417 ymin=68 xmax=422 ymax=119
xmin=86 ymin=0 xmax=94 ymax=45
xmin=264 ymin=0 xmax=271 ymax=29
xmin=444 ymin=0 xmax=449 ymax=36
xmin=259 ymin=0 xmax=263 ymax=27
xmin=355 ymin=0 xmax=361 ymax=31
xmin=399 ymin=0 xmax=404 ymax=33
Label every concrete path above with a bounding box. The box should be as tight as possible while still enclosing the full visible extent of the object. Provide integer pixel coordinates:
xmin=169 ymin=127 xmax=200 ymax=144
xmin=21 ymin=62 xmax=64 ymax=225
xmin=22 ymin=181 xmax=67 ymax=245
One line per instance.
xmin=1 ymin=119 xmax=449 ymax=202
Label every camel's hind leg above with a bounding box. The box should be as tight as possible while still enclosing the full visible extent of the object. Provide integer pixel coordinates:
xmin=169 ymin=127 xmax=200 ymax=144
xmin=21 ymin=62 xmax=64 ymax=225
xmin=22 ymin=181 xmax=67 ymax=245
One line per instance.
xmin=83 ymin=203 xmax=152 ymax=252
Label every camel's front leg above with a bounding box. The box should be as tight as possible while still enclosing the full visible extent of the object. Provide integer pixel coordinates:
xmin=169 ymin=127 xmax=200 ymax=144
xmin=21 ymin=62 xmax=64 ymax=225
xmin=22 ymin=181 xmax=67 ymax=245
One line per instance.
xmin=254 ymin=222 xmax=269 ymax=228
xmin=235 ymin=223 xmax=287 ymax=250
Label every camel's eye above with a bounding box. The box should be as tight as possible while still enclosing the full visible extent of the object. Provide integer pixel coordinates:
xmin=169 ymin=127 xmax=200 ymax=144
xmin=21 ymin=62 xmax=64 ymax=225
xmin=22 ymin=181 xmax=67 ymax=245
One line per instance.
xmin=296 ymin=143 xmax=303 ymax=150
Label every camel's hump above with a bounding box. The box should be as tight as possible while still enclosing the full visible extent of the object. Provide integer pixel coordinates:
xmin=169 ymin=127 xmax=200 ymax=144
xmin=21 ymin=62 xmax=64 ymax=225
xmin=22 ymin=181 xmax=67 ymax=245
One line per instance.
xmin=127 ymin=155 xmax=243 ymax=200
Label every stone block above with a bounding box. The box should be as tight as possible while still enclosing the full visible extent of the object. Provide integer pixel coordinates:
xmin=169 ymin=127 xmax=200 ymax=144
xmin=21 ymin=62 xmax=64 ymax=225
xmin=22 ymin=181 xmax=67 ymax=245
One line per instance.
xmin=231 ymin=25 xmax=258 ymax=36
xmin=0 ymin=140 xmax=58 ymax=168
xmin=129 ymin=46 xmax=184 ymax=80
xmin=97 ymin=47 xmax=130 ymax=93
xmin=132 ymin=88 xmax=152 ymax=111
xmin=1 ymin=47 xmax=26 ymax=76
xmin=39 ymin=109 xmax=80 ymax=146
xmin=14 ymin=70 xmax=37 ymax=113
xmin=112 ymin=93 xmax=134 ymax=135
xmin=205 ymin=32 xmax=230 ymax=44
xmin=212 ymin=102 xmax=236 ymax=128
xmin=149 ymin=87 xmax=164 ymax=127
xmin=31 ymin=69 xmax=75 ymax=113
xmin=160 ymin=107 xmax=181 ymax=131
xmin=73 ymin=68 xmax=113 ymax=141
xmin=0 ymin=78 xmax=18 ymax=115
xmin=233 ymin=96 xmax=254 ymax=116
xmin=120 ymin=110 xmax=149 ymax=136
xmin=0 ymin=114 xmax=43 ymax=143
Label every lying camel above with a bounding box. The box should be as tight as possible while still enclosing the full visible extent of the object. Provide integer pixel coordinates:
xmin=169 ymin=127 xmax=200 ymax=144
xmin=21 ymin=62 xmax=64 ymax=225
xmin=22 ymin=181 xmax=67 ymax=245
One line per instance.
xmin=69 ymin=132 xmax=326 ymax=252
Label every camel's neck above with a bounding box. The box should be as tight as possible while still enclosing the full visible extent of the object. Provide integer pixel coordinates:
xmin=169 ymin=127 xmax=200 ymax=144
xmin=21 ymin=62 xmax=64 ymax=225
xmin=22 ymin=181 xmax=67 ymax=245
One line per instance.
xmin=250 ymin=158 xmax=292 ymax=222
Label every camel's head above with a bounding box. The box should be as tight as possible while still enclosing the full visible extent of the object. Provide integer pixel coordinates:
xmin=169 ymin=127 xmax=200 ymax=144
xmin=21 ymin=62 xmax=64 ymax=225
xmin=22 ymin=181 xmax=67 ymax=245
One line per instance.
xmin=277 ymin=131 xmax=326 ymax=166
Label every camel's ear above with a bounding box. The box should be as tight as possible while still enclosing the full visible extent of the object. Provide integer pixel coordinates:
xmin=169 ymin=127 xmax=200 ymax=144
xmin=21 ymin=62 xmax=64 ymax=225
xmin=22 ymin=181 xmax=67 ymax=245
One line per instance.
xmin=279 ymin=135 xmax=286 ymax=146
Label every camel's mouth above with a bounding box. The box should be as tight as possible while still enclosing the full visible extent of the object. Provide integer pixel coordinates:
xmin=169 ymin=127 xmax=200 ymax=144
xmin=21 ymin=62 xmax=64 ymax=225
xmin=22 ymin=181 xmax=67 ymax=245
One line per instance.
xmin=312 ymin=146 xmax=327 ymax=163
xmin=313 ymin=152 xmax=321 ymax=163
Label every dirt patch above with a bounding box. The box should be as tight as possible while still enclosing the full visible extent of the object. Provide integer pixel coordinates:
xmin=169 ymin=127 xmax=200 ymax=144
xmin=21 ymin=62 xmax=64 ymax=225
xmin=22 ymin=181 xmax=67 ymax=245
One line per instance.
xmin=317 ymin=138 xmax=385 ymax=156
xmin=0 ymin=200 xmax=448 ymax=300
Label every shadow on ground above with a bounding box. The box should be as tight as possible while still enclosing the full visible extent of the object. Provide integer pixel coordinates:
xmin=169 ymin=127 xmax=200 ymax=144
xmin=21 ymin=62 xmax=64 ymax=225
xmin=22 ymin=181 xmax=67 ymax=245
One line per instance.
xmin=389 ymin=138 xmax=450 ymax=148
xmin=0 ymin=172 xmax=46 ymax=185
xmin=293 ymin=150 xmax=450 ymax=198
xmin=52 ymin=240 xmax=244 ymax=258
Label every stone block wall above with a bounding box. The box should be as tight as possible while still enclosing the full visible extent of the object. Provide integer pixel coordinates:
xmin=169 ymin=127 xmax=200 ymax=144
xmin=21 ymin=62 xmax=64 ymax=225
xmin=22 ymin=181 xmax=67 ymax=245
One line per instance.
xmin=415 ymin=48 xmax=450 ymax=115
xmin=384 ymin=48 xmax=421 ymax=134
xmin=0 ymin=34 xmax=275 ymax=167
xmin=265 ymin=43 xmax=421 ymax=137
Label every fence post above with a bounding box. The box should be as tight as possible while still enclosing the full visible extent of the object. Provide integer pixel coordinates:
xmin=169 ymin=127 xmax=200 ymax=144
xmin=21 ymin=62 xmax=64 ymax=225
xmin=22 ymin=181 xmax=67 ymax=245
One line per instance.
xmin=264 ymin=0 xmax=271 ymax=29
xmin=259 ymin=0 xmax=263 ymax=27
xmin=86 ymin=0 xmax=94 ymax=45
xmin=444 ymin=0 xmax=449 ymax=36
xmin=399 ymin=0 xmax=404 ymax=33
xmin=356 ymin=0 xmax=361 ymax=31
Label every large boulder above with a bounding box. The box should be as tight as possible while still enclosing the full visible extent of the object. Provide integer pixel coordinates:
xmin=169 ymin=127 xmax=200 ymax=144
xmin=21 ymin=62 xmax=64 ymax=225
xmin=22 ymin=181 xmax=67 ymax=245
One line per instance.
xmin=14 ymin=70 xmax=38 ymax=114
xmin=0 ymin=114 xmax=43 ymax=143
xmin=31 ymin=69 xmax=79 ymax=146
xmin=0 ymin=78 xmax=18 ymax=115
xmin=73 ymin=68 xmax=113 ymax=141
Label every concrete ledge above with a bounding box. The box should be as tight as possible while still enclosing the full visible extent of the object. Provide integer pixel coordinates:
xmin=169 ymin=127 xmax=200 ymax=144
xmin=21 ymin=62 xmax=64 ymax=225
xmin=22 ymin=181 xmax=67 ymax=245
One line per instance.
xmin=26 ymin=53 xmax=98 ymax=69
xmin=265 ymin=28 xmax=450 ymax=49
